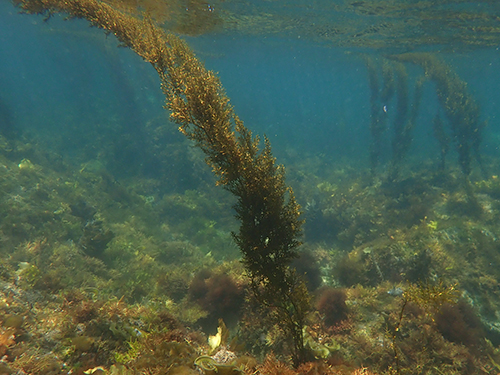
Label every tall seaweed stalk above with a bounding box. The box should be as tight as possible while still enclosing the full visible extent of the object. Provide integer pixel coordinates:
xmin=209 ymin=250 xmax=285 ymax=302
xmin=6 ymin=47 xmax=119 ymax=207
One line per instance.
xmin=392 ymin=53 xmax=484 ymax=176
xmin=14 ymin=0 xmax=310 ymax=365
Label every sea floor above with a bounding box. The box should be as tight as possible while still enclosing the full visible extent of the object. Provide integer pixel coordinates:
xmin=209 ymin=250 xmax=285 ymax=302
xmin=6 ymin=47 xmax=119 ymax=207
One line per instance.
xmin=0 ymin=132 xmax=499 ymax=374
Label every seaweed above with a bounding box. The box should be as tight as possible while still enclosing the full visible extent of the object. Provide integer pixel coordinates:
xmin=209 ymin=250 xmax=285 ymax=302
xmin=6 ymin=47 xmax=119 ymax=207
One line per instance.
xmin=366 ymin=52 xmax=484 ymax=178
xmin=188 ymin=270 xmax=245 ymax=331
xmin=315 ymin=287 xmax=349 ymax=328
xmin=15 ymin=0 xmax=309 ymax=365
xmin=392 ymin=53 xmax=484 ymax=176
xmin=364 ymin=56 xmax=393 ymax=174
xmin=364 ymin=57 xmax=426 ymax=179
xmin=389 ymin=73 xmax=424 ymax=181
xmin=432 ymin=112 xmax=450 ymax=171
xmin=389 ymin=281 xmax=460 ymax=374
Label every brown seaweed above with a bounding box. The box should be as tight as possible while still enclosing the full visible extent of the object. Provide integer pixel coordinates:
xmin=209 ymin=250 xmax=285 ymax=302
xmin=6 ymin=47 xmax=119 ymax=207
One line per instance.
xmin=15 ymin=0 xmax=309 ymax=365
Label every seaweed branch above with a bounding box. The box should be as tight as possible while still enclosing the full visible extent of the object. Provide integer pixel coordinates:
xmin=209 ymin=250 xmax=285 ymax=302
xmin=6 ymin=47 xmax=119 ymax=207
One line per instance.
xmin=14 ymin=0 xmax=309 ymax=365
xmin=391 ymin=53 xmax=484 ymax=176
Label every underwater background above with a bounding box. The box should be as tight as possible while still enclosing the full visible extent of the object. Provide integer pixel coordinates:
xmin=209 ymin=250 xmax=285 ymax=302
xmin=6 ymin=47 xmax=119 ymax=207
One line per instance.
xmin=2 ymin=0 xmax=500 ymax=374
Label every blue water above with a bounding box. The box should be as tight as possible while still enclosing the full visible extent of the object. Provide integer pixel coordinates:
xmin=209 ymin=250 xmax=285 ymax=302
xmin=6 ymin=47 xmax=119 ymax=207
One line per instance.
xmin=2 ymin=0 xmax=500 ymax=175
xmin=1 ymin=4 xmax=163 ymax=160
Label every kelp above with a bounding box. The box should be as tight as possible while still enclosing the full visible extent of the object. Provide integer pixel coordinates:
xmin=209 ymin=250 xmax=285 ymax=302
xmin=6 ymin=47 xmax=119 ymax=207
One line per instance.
xmin=389 ymin=70 xmax=424 ymax=180
xmin=365 ymin=56 xmax=394 ymax=174
xmin=366 ymin=53 xmax=484 ymax=177
xmin=364 ymin=57 xmax=422 ymax=178
xmin=14 ymin=0 xmax=309 ymax=365
xmin=392 ymin=53 xmax=484 ymax=176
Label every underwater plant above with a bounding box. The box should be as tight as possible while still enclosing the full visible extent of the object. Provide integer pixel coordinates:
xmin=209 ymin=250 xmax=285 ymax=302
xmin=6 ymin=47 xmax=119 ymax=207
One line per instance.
xmin=434 ymin=301 xmax=484 ymax=349
xmin=364 ymin=57 xmax=425 ymax=179
xmin=391 ymin=53 xmax=485 ymax=176
xmin=315 ymin=287 xmax=349 ymax=328
xmin=389 ymin=71 xmax=424 ymax=181
xmin=15 ymin=0 xmax=310 ymax=366
xmin=364 ymin=57 xmax=394 ymax=174
xmin=188 ymin=269 xmax=245 ymax=331
xmin=366 ymin=52 xmax=484 ymax=178
xmin=432 ymin=112 xmax=451 ymax=171
xmin=389 ymin=282 xmax=461 ymax=374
